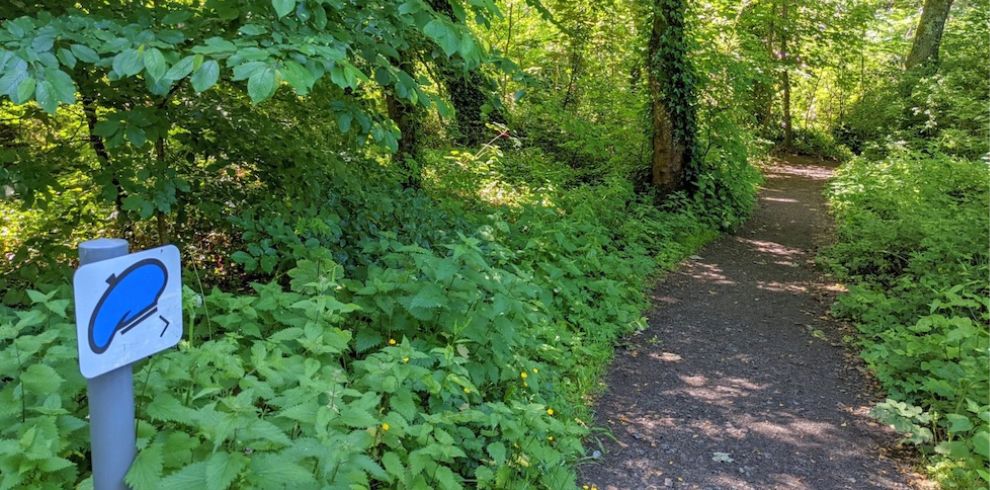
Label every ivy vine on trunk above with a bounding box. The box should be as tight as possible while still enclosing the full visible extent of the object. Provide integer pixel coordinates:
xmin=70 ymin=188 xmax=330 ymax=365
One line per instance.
xmin=647 ymin=0 xmax=697 ymax=195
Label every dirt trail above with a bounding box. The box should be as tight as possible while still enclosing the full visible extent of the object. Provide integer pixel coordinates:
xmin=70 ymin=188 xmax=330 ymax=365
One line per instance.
xmin=580 ymin=156 xmax=923 ymax=489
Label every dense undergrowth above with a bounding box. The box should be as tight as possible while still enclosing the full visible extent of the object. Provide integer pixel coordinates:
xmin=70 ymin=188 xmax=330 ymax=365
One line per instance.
xmin=823 ymin=150 xmax=990 ymax=486
xmin=1 ymin=129 xmax=759 ymax=488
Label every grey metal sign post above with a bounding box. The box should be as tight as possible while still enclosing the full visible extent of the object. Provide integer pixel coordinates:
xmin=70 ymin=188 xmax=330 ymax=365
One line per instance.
xmin=75 ymin=239 xmax=183 ymax=490
xmin=79 ymin=239 xmax=134 ymax=490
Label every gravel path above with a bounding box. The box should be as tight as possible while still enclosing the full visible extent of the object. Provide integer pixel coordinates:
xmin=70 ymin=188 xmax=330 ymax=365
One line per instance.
xmin=579 ymin=156 xmax=925 ymax=490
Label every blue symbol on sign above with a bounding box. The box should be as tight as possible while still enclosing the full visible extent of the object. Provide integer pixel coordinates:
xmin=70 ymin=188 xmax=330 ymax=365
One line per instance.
xmin=88 ymin=258 xmax=171 ymax=354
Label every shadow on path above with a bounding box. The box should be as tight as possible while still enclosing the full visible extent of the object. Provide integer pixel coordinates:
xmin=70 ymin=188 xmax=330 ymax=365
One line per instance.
xmin=579 ymin=156 xmax=924 ymax=490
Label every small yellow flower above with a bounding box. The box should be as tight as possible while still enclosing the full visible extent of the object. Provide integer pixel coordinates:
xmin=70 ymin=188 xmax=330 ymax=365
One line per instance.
xmin=381 ymin=422 xmax=390 ymax=432
xmin=523 ymin=381 xmax=528 ymax=387
xmin=463 ymin=387 xmax=471 ymax=394
xmin=582 ymin=486 xmax=589 ymax=490
xmin=546 ymin=408 xmax=555 ymax=416
xmin=520 ymin=371 xmax=528 ymax=379
xmin=547 ymin=435 xmax=554 ymax=442
xmin=533 ymin=368 xmax=539 ymax=373
xmin=402 ymin=356 xmax=410 ymax=363
xmin=388 ymin=338 xmax=397 ymax=346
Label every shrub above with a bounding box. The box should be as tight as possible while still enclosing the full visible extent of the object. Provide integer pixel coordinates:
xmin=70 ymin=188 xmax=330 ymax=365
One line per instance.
xmin=823 ymin=148 xmax=990 ymax=487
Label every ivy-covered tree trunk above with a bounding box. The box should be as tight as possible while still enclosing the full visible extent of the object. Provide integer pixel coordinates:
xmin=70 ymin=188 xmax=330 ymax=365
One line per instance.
xmin=647 ymin=0 xmax=697 ymax=195
xmin=905 ymin=0 xmax=954 ymax=71
xmin=428 ymin=0 xmax=505 ymax=146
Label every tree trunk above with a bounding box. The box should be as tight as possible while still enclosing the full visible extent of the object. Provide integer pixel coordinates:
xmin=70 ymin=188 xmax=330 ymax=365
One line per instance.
xmin=779 ymin=0 xmax=793 ymax=149
xmin=905 ymin=0 xmax=954 ymax=71
xmin=81 ymin=92 xmax=130 ymax=232
xmin=647 ymin=0 xmax=696 ymax=195
xmin=386 ymin=57 xmax=421 ymax=188
xmin=428 ymin=0 xmax=505 ymax=146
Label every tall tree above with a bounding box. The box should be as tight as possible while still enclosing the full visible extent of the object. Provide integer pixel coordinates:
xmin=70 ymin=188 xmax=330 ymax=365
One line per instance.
xmin=647 ymin=0 xmax=697 ymax=194
xmin=428 ymin=0 xmax=506 ymax=146
xmin=905 ymin=0 xmax=955 ymax=71
xmin=778 ymin=0 xmax=794 ymax=148
xmin=386 ymin=56 xmax=422 ymax=188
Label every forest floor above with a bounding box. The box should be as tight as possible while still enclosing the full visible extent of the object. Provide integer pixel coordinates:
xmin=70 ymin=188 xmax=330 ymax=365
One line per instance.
xmin=579 ymin=156 xmax=931 ymax=489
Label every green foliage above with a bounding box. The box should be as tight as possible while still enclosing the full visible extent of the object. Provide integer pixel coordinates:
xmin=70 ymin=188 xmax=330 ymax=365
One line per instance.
xmin=823 ymin=149 xmax=990 ymax=487
xmin=836 ymin=2 xmax=989 ymax=159
xmin=1 ymin=135 xmax=738 ymax=487
xmin=0 ymin=0 xmax=763 ymax=487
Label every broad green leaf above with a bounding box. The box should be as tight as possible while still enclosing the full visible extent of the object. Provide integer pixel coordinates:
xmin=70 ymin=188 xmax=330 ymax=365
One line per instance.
xmin=113 ymin=49 xmax=144 ymax=77
xmin=247 ymin=67 xmax=276 ymax=103
xmin=486 ymin=442 xmax=506 ymax=465
xmin=946 ymin=413 xmax=974 ymax=433
xmin=70 ymin=44 xmax=100 ymax=63
xmin=973 ymin=431 xmax=990 ymax=459
xmin=336 ymin=405 xmax=377 ymax=428
xmin=232 ymin=61 xmax=266 ymax=81
xmin=45 ymin=68 xmax=76 ymax=104
xmin=248 ymin=454 xmax=316 ymax=487
xmin=205 ymin=451 xmax=247 ymax=490
xmin=409 ymin=284 xmax=446 ymax=310
xmin=434 ymin=465 xmax=461 ymax=490
xmin=56 ymin=48 xmax=76 ymax=69
xmin=165 ymin=55 xmax=196 ymax=80
xmin=125 ymin=444 xmax=164 ymax=490
xmin=280 ymin=60 xmax=313 ymax=95
xmin=34 ymin=80 xmax=58 ymax=113
xmin=22 ymin=363 xmax=63 ymax=394
xmin=11 ymin=77 xmax=35 ymax=104
xmin=160 ymin=461 xmax=207 ymax=490
xmin=272 ymin=0 xmax=296 ymax=18
xmin=191 ymin=60 xmax=219 ymax=93
xmin=381 ymin=451 xmax=404 ymax=480
xmin=143 ymin=48 xmax=167 ymax=81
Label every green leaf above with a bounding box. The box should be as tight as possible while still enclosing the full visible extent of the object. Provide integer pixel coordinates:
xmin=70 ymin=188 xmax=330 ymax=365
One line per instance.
xmin=160 ymin=461 xmax=207 ymax=490
xmin=46 ymin=68 xmax=76 ymax=104
xmin=247 ymin=67 xmax=276 ymax=103
xmin=423 ymin=20 xmax=459 ymax=57
xmin=232 ymin=61 xmax=266 ymax=81
xmin=409 ymin=284 xmax=446 ymax=310
xmin=70 ymin=44 xmax=100 ymax=63
xmin=337 ymin=405 xmax=377 ymax=428
xmin=434 ymin=465 xmax=461 ymax=490
xmin=143 ymin=48 xmax=167 ymax=81
xmin=973 ymin=431 xmax=990 ymax=459
xmin=248 ymin=454 xmax=315 ymax=487
xmin=191 ymin=60 xmax=220 ymax=93
xmin=934 ymin=440 xmax=971 ymax=459
xmin=11 ymin=77 xmax=35 ymax=104
xmin=113 ymin=49 xmax=144 ymax=77
xmin=125 ymin=444 xmax=164 ymax=490
xmin=205 ymin=451 xmax=247 ymax=490
xmin=336 ymin=112 xmax=352 ymax=133
xmin=381 ymin=451 xmax=404 ymax=480
xmin=486 ymin=442 xmax=506 ymax=465
xmin=56 ymin=48 xmax=77 ymax=69
xmin=22 ymin=363 xmax=63 ymax=395
xmin=165 ymin=55 xmax=196 ymax=80
xmin=945 ymin=413 xmax=975 ymax=433
xmin=280 ymin=60 xmax=314 ymax=95
xmin=34 ymin=80 xmax=58 ymax=113
xmin=272 ymin=0 xmax=297 ymax=17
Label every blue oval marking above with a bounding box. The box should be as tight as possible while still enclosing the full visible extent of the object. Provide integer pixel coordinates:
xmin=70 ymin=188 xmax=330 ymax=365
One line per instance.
xmin=88 ymin=258 xmax=168 ymax=354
